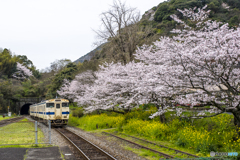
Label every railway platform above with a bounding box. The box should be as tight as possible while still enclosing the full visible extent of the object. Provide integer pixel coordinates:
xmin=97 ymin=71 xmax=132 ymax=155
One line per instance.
xmin=0 ymin=146 xmax=76 ymax=160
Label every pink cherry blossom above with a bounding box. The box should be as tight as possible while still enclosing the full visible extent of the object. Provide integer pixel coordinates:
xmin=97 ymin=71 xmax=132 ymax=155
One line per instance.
xmin=12 ymin=62 xmax=33 ymax=80
xmin=135 ymin=5 xmax=240 ymax=124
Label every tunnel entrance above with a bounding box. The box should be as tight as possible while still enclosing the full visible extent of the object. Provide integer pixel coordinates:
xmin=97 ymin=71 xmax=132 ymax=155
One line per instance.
xmin=20 ymin=103 xmax=32 ymax=115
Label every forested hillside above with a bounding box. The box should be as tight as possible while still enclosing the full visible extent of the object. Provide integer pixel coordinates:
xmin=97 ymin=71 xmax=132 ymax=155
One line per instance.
xmin=78 ymin=0 xmax=240 ymax=67
xmin=0 ymin=48 xmax=100 ymax=114
xmin=0 ymin=49 xmax=41 ymax=113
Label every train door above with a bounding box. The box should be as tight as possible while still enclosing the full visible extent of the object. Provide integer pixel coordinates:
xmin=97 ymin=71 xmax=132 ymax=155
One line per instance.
xmin=55 ymin=103 xmax=62 ymax=119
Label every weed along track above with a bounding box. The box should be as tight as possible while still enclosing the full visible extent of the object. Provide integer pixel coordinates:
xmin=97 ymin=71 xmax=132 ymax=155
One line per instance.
xmin=0 ymin=116 xmax=24 ymax=127
xmin=119 ymin=133 xmax=199 ymax=158
xmin=55 ymin=128 xmax=117 ymax=160
xmin=102 ymin=132 xmax=174 ymax=159
xmin=102 ymin=132 xmax=198 ymax=159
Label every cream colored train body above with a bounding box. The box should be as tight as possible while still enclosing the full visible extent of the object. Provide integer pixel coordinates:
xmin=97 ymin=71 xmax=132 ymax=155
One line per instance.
xmin=30 ymin=98 xmax=69 ymax=126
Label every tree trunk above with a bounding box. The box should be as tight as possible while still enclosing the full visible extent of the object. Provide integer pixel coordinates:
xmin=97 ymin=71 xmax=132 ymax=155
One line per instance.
xmin=160 ymin=113 xmax=166 ymax=123
xmin=123 ymin=106 xmax=131 ymax=113
xmin=97 ymin=109 xmax=100 ymax=115
xmin=156 ymin=104 xmax=166 ymax=123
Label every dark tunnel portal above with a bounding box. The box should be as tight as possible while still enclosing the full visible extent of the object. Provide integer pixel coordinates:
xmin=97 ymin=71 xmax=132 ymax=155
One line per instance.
xmin=20 ymin=103 xmax=32 ymax=115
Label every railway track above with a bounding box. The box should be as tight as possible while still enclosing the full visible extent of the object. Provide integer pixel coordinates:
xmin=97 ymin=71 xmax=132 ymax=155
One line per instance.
xmin=55 ymin=128 xmax=117 ymax=160
xmin=102 ymin=132 xmax=174 ymax=159
xmin=0 ymin=116 xmax=24 ymax=127
xmin=119 ymin=133 xmax=198 ymax=158
xmin=102 ymin=132 xmax=198 ymax=159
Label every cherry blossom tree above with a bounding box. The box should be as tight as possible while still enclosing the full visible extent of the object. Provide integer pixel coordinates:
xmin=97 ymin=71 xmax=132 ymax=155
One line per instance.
xmin=76 ymin=62 xmax=147 ymax=113
xmin=57 ymin=70 xmax=96 ymax=102
xmin=58 ymin=61 xmax=157 ymax=114
xmin=12 ymin=62 xmax=33 ymax=80
xmin=135 ymin=5 xmax=240 ymax=133
xmin=73 ymin=61 xmax=171 ymax=120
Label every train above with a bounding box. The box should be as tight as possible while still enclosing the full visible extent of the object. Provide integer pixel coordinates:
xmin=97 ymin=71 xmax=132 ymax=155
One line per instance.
xmin=30 ymin=98 xmax=69 ymax=126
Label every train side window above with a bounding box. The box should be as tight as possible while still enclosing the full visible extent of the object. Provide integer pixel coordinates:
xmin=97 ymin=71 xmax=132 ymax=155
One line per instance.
xmin=46 ymin=103 xmax=54 ymax=108
xmin=56 ymin=104 xmax=60 ymax=109
xmin=62 ymin=103 xmax=69 ymax=107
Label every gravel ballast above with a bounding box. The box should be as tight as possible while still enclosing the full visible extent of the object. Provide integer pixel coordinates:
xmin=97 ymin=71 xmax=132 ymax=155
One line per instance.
xmin=66 ymin=126 xmax=148 ymax=160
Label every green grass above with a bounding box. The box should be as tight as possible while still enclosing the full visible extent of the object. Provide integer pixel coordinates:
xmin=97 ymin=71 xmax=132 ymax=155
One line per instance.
xmin=0 ymin=118 xmax=48 ymax=148
xmin=68 ymin=113 xmax=124 ymax=130
xmin=124 ymin=146 xmax=161 ymax=160
xmin=59 ymin=148 xmax=66 ymax=160
xmin=0 ymin=116 xmax=13 ymax=121
xmin=23 ymin=149 xmax=28 ymax=160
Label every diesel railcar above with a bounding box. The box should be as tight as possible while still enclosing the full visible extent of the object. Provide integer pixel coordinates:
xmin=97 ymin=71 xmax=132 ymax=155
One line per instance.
xmin=30 ymin=98 xmax=69 ymax=126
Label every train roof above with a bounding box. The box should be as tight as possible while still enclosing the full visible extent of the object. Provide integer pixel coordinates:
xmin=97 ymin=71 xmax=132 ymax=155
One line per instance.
xmin=46 ymin=98 xmax=69 ymax=102
xmin=30 ymin=98 xmax=69 ymax=107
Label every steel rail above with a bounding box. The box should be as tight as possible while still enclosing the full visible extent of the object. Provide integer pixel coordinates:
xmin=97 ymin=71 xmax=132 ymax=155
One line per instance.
xmin=55 ymin=128 xmax=90 ymax=160
xmin=120 ymin=133 xmax=199 ymax=158
xmin=102 ymin=132 xmax=174 ymax=159
xmin=56 ymin=128 xmax=117 ymax=160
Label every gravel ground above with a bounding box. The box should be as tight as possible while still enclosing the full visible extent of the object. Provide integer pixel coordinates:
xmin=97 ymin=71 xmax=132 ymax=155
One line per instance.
xmin=27 ymin=117 xmax=147 ymax=160
xmin=66 ymin=126 xmax=148 ymax=160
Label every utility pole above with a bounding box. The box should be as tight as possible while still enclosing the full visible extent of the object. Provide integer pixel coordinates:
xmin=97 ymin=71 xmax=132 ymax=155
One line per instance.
xmin=8 ymin=78 xmax=12 ymax=117
xmin=8 ymin=99 xmax=10 ymax=116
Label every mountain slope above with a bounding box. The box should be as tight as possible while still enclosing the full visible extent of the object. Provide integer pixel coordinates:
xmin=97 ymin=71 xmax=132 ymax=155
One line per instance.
xmin=75 ymin=0 xmax=240 ymax=65
xmin=74 ymin=43 xmax=105 ymax=64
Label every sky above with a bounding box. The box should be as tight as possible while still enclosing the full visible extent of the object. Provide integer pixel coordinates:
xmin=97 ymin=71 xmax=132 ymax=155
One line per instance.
xmin=0 ymin=0 xmax=164 ymax=70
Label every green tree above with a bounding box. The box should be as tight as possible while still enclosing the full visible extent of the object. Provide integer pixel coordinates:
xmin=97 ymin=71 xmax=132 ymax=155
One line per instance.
xmin=17 ymin=55 xmax=33 ymax=68
xmin=223 ymin=0 xmax=240 ymax=10
xmin=0 ymin=49 xmax=18 ymax=78
xmin=154 ymin=3 xmax=175 ymax=22
xmin=46 ymin=62 xmax=78 ymax=99
xmin=229 ymin=15 xmax=240 ymax=26
xmin=17 ymin=55 xmax=41 ymax=79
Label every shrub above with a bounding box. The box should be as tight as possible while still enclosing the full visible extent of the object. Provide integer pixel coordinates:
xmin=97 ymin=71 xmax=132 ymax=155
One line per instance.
xmin=71 ymin=107 xmax=84 ymax=118
xmin=229 ymin=15 xmax=240 ymax=27
xmin=122 ymin=119 xmax=171 ymax=140
xmin=175 ymin=138 xmax=187 ymax=147
xmin=124 ymin=106 xmax=157 ymax=121
xmin=72 ymin=113 xmax=124 ymax=130
xmin=68 ymin=114 xmax=80 ymax=126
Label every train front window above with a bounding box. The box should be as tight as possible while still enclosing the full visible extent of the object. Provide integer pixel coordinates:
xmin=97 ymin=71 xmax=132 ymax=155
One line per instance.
xmin=46 ymin=103 xmax=54 ymax=108
xmin=56 ymin=104 xmax=60 ymax=109
xmin=62 ymin=103 xmax=69 ymax=107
